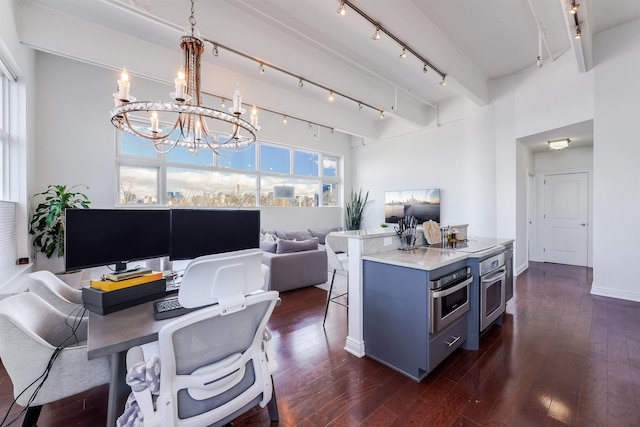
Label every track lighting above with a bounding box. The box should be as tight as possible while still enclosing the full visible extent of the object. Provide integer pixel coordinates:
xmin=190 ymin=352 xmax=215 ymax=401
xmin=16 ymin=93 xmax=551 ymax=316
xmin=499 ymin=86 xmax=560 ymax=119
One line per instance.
xmin=328 ymin=91 xmax=334 ymax=102
xmin=570 ymin=1 xmax=579 ymax=14
xmin=537 ymin=55 xmax=543 ymax=68
xmin=440 ymin=76 xmax=446 ymax=86
xmin=372 ymin=27 xmax=381 ymax=41
xmin=423 ymin=63 xmax=428 ymax=73
xmin=283 ymin=115 xmax=287 ymax=124
xmin=575 ymin=26 xmax=582 ymax=39
xmin=379 ymin=111 xmax=384 ymax=119
xmin=212 ymin=44 xmax=219 ymax=57
xmin=298 ymin=79 xmax=304 ymax=89
xmin=220 ymin=98 xmax=226 ymax=108
xmin=358 ymin=103 xmax=363 ymax=111
xmin=259 ymin=63 xmax=265 ymax=74
xmin=335 ymin=0 xmax=446 ymax=85
xmin=308 ymin=122 xmax=312 ymax=129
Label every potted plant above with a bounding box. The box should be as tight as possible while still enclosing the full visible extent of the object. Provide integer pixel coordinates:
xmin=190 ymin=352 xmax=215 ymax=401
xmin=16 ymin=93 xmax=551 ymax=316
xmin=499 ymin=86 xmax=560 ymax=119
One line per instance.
xmin=345 ymin=188 xmax=372 ymax=230
xmin=29 ymin=184 xmax=91 ymax=268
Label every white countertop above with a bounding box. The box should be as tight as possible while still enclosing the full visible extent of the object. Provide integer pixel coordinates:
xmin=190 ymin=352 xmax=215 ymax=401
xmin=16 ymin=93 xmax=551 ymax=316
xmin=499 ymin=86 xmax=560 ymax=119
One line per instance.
xmin=362 ymin=237 xmax=513 ymax=271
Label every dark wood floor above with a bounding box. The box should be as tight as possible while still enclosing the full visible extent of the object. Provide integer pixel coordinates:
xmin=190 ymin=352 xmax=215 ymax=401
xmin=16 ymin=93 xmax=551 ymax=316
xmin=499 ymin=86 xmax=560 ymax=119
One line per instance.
xmin=1 ymin=262 xmax=639 ymax=426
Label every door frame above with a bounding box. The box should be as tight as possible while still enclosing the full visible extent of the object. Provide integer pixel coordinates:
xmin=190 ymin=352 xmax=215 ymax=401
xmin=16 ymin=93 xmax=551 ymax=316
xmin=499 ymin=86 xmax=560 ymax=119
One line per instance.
xmin=535 ymin=169 xmax=592 ymax=267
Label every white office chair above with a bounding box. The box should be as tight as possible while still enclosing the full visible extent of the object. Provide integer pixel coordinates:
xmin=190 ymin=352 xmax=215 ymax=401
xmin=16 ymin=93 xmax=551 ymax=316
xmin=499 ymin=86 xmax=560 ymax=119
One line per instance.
xmin=0 ymin=292 xmax=110 ymax=427
xmin=120 ymin=249 xmax=279 ymax=427
xmin=28 ymin=270 xmax=86 ymax=318
xmin=323 ymin=233 xmax=349 ymax=327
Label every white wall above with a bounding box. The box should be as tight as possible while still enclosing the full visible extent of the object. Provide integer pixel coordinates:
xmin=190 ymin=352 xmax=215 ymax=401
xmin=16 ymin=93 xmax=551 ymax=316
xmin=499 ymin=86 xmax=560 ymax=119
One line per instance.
xmin=591 ymin=19 xmax=640 ymax=301
xmin=32 ymin=52 xmax=350 ymax=232
xmin=351 ymin=97 xmax=498 ymax=238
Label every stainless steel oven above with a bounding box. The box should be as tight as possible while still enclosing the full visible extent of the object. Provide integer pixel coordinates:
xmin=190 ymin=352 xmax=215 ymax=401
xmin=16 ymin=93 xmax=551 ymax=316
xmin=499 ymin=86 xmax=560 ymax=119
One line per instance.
xmin=430 ymin=266 xmax=472 ymax=334
xmin=479 ymin=252 xmax=506 ymax=331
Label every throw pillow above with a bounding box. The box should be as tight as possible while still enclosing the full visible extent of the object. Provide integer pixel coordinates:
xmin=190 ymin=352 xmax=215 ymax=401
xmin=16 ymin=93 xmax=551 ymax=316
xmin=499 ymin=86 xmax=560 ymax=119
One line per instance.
xmin=308 ymin=227 xmax=340 ymax=245
xmin=279 ymin=229 xmax=315 ymax=241
xmin=276 ymin=237 xmax=319 ymax=254
xmin=260 ymin=240 xmax=277 ymax=253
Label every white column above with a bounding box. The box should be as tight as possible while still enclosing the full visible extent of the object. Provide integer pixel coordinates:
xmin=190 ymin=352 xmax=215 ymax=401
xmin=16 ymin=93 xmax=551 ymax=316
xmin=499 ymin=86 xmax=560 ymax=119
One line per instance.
xmin=344 ymin=237 xmax=366 ymax=357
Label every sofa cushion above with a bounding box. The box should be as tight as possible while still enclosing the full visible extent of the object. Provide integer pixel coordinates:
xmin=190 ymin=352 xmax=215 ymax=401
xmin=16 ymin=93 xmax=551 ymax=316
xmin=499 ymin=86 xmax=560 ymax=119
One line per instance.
xmin=276 ymin=237 xmax=319 ymax=254
xmin=260 ymin=240 xmax=277 ymax=253
xmin=308 ymin=227 xmax=340 ymax=245
xmin=276 ymin=229 xmax=315 ymax=241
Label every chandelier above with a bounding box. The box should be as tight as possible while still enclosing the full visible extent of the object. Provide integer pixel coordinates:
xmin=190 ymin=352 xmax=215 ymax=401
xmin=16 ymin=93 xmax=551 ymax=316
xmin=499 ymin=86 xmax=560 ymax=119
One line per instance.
xmin=110 ymin=0 xmax=259 ymax=155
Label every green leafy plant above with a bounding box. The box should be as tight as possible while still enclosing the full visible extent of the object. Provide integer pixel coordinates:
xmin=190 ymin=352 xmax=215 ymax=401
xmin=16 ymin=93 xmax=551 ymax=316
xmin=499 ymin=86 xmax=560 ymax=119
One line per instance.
xmin=345 ymin=188 xmax=372 ymax=230
xmin=29 ymin=184 xmax=91 ymax=258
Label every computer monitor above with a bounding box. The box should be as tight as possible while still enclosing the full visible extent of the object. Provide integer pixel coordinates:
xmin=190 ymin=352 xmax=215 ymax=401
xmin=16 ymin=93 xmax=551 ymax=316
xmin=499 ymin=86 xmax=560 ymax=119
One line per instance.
xmin=170 ymin=209 xmax=260 ymax=261
xmin=64 ymin=208 xmax=171 ymax=272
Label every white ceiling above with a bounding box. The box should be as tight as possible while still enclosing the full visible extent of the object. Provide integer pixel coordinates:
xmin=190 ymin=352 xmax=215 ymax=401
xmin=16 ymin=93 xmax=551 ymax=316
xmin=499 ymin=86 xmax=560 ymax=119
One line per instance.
xmin=20 ymin=0 xmax=640 ymax=147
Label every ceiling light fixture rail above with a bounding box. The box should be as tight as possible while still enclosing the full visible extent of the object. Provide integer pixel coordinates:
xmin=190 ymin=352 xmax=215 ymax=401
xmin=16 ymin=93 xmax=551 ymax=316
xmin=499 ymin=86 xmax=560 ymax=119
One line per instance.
xmin=338 ymin=0 xmax=447 ymax=84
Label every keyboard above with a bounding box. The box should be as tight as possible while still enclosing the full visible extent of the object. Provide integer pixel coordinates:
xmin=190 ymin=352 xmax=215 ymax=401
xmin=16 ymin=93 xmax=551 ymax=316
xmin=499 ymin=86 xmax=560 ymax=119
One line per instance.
xmin=153 ymin=296 xmax=198 ymax=320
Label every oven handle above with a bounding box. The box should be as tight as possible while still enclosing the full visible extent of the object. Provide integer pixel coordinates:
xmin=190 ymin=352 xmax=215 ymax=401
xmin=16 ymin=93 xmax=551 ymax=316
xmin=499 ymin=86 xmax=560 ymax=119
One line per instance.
xmin=431 ymin=276 xmax=472 ymax=298
xmin=481 ymin=268 xmax=506 ymax=283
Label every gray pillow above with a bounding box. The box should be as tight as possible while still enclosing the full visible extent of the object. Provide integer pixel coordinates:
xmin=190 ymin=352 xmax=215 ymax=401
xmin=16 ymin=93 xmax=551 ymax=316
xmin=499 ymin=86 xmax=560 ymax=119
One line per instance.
xmin=276 ymin=237 xmax=319 ymax=254
xmin=260 ymin=240 xmax=277 ymax=253
xmin=308 ymin=227 xmax=340 ymax=245
xmin=280 ymin=229 xmax=315 ymax=241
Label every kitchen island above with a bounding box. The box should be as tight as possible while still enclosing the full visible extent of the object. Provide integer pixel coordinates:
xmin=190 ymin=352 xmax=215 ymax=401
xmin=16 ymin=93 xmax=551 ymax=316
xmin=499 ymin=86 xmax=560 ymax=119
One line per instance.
xmin=331 ymin=229 xmax=513 ymax=380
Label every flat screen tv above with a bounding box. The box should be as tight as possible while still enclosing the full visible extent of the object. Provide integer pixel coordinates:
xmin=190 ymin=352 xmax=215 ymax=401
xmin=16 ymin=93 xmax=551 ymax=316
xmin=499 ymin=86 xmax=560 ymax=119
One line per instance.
xmin=384 ymin=189 xmax=441 ymax=224
xmin=65 ymin=209 xmax=171 ymax=272
xmin=170 ymin=209 xmax=260 ymax=261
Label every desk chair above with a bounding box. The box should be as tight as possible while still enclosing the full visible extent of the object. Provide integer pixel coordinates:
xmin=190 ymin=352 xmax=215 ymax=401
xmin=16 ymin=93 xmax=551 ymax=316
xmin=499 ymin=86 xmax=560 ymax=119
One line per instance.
xmin=0 ymin=292 xmax=110 ymax=427
xmin=323 ymin=233 xmax=349 ymax=327
xmin=28 ymin=270 xmax=85 ymax=318
xmin=122 ymin=249 xmax=279 ymax=427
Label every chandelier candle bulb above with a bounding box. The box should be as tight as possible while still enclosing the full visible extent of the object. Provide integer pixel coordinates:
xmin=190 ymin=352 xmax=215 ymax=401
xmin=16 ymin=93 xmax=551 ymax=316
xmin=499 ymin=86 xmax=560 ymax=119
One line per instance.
xmin=117 ymin=69 xmax=130 ymax=100
xmin=150 ymin=112 xmax=159 ymax=133
xmin=174 ymin=70 xmax=186 ymax=100
xmin=233 ymin=85 xmax=242 ymax=113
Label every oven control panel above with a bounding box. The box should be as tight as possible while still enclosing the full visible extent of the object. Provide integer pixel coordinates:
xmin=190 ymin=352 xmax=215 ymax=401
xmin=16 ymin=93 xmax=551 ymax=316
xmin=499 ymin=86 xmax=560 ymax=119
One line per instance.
xmin=430 ymin=266 xmax=471 ymax=289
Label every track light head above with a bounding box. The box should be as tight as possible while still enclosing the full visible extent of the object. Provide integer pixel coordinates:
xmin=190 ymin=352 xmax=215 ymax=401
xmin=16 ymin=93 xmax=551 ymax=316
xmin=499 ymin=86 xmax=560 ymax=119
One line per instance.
xmin=440 ymin=76 xmax=446 ymax=86
xmin=536 ymin=56 xmax=543 ymax=68
xmin=259 ymin=63 xmax=265 ymax=75
xmin=358 ymin=103 xmax=363 ymax=111
xmin=575 ymin=26 xmax=582 ymax=39
xmin=379 ymin=111 xmax=385 ymax=119
xmin=220 ymin=98 xmax=225 ymax=108
xmin=298 ymin=79 xmax=304 ymax=89
xmin=570 ymin=1 xmax=579 ymax=14
xmin=372 ymin=27 xmax=381 ymax=40
xmin=337 ymin=1 xmax=346 ymax=15
xmin=399 ymin=47 xmax=406 ymax=59
xmin=423 ymin=63 xmax=428 ymax=73
xmin=328 ymin=91 xmax=334 ymax=102
xmin=283 ymin=115 xmax=287 ymax=124
xmin=212 ymin=44 xmax=219 ymax=57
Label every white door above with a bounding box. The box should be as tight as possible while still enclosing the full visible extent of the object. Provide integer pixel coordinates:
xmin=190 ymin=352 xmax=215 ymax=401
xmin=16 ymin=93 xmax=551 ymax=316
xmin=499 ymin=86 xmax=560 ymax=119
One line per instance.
xmin=543 ymin=172 xmax=588 ymax=266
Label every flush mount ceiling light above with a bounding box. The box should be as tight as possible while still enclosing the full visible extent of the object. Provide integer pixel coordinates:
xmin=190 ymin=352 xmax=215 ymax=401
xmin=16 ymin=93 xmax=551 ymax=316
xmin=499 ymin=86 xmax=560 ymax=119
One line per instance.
xmin=110 ymin=0 xmax=258 ymax=155
xmin=547 ymin=138 xmax=570 ymax=150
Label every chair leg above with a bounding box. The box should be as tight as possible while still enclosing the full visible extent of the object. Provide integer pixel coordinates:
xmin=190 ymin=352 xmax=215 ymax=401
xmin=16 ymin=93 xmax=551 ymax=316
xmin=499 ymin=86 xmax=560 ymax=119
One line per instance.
xmin=323 ymin=270 xmax=337 ymax=327
xmin=22 ymin=405 xmax=42 ymax=427
xmin=267 ymin=380 xmax=279 ymax=422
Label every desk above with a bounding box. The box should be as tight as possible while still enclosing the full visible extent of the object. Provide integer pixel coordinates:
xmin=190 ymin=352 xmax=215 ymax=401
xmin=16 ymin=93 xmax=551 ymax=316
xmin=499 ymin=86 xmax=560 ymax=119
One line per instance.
xmin=87 ymin=296 xmax=171 ymax=427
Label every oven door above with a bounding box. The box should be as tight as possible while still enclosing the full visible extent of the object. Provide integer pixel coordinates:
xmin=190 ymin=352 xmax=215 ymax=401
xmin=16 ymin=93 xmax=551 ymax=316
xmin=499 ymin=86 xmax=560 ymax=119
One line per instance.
xmin=480 ymin=267 xmax=506 ymax=331
xmin=430 ymin=276 xmax=472 ymax=334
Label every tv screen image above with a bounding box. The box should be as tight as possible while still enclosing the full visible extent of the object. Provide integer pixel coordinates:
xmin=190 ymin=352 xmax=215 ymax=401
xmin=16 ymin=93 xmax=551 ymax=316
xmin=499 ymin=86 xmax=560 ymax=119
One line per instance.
xmin=384 ymin=189 xmax=441 ymax=224
xmin=65 ymin=209 xmax=171 ymax=272
xmin=170 ymin=209 xmax=260 ymax=261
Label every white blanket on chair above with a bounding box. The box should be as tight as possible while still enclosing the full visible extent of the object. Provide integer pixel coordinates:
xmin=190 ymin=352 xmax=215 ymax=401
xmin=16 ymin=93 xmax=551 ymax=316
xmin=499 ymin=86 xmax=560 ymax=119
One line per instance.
xmin=116 ymin=356 xmax=161 ymax=427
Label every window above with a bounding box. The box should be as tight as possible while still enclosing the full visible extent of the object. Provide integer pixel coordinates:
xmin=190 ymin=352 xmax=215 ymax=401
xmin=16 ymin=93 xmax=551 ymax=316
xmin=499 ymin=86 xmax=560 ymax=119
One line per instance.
xmin=117 ymin=134 xmax=340 ymax=208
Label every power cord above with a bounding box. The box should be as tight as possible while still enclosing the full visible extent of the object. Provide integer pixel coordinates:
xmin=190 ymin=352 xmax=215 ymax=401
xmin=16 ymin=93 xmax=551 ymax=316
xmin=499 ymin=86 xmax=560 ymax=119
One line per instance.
xmin=0 ymin=307 xmax=87 ymax=427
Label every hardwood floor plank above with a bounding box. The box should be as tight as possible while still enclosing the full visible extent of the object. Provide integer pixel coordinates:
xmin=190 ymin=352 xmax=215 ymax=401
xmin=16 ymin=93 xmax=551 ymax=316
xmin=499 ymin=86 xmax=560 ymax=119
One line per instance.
xmin=3 ymin=262 xmax=640 ymax=426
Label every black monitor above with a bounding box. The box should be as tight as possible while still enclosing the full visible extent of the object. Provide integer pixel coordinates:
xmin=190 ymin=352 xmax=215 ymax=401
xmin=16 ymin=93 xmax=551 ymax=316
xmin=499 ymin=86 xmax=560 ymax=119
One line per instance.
xmin=170 ymin=209 xmax=260 ymax=261
xmin=64 ymin=209 xmax=171 ymax=272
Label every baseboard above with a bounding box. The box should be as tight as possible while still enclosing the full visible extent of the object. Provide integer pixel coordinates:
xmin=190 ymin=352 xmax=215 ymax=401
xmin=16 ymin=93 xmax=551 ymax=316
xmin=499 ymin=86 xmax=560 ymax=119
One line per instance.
xmin=590 ymin=282 xmax=640 ymax=303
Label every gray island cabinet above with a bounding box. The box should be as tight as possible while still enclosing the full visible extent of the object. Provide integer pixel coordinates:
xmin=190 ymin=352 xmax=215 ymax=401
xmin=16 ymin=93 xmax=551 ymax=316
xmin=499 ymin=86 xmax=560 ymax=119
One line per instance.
xmin=362 ymin=256 xmax=469 ymax=382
